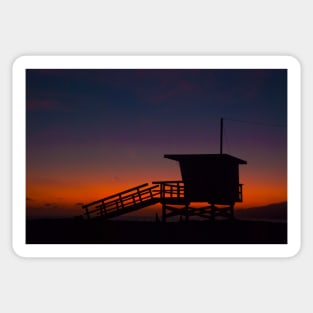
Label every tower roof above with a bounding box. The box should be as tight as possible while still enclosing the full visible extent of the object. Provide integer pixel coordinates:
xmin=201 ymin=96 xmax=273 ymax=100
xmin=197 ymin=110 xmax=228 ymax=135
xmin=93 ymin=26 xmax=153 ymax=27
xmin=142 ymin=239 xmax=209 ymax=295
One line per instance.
xmin=164 ymin=153 xmax=247 ymax=164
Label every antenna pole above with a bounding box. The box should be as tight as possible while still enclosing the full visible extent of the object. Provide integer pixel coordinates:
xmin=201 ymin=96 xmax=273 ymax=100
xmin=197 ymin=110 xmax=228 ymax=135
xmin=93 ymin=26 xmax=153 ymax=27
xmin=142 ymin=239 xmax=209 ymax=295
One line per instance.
xmin=220 ymin=118 xmax=223 ymax=154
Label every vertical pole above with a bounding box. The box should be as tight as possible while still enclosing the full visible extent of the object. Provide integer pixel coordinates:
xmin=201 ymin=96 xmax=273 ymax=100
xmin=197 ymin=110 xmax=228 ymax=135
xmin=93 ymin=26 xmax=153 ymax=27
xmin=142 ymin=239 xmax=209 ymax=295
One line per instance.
xmin=220 ymin=117 xmax=223 ymax=154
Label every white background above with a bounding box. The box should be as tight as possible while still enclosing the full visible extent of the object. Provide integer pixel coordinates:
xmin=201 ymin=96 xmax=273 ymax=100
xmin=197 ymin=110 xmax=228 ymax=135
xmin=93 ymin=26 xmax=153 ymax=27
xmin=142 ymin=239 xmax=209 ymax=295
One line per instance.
xmin=1 ymin=1 xmax=311 ymax=312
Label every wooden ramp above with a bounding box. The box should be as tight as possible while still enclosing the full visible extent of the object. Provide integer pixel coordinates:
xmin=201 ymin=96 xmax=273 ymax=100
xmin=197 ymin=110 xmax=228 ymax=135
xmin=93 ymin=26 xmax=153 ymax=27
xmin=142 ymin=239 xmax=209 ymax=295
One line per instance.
xmin=82 ymin=184 xmax=159 ymax=220
xmin=82 ymin=181 xmax=185 ymax=220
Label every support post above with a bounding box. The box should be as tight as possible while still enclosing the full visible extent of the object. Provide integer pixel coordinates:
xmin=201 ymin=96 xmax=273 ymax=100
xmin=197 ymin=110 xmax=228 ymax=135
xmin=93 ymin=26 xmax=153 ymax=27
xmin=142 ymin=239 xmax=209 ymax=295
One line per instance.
xmin=160 ymin=183 xmax=164 ymax=199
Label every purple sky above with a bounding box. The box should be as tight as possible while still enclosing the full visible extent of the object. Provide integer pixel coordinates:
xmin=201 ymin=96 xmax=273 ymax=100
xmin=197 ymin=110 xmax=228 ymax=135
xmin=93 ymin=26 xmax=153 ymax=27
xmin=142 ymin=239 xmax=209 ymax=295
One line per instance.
xmin=26 ymin=69 xmax=287 ymax=217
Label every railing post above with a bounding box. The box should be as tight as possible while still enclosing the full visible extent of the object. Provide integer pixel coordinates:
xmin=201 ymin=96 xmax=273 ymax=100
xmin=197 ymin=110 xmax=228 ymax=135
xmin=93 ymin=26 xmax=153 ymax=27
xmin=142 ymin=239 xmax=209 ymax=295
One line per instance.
xmin=84 ymin=207 xmax=90 ymax=220
xmin=99 ymin=201 xmax=104 ymax=217
xmin=119 ymin=195 xmax=124 ymax=209
xmin=137 ymin=188 xmax=142 ymax=203
xmin=149 ymin=188 xmax=153 ymax=199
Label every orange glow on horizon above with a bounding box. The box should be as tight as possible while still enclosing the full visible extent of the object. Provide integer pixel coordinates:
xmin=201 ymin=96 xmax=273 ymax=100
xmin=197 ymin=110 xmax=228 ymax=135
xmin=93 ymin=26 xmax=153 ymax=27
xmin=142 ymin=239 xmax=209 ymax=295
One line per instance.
xmin=26 ymin=173 xmax=287 ymax=218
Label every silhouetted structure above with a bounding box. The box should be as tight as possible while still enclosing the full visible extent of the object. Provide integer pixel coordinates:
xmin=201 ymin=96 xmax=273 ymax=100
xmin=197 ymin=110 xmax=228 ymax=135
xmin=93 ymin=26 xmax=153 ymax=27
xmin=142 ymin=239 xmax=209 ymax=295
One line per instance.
xmin=82 ymin=183 xmax=160 ymax=220
xmin=159 ymin=153 xmax=247 ymax=221
xmin=82 ymin=153 xmax=247 ymax=221
xmin=82 ymin=118 xmax=247 ymax=221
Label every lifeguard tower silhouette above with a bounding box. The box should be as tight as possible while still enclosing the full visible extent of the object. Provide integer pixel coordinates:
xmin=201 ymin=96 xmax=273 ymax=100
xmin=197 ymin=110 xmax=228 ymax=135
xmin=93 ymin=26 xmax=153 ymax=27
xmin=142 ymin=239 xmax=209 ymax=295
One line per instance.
xmin=82 ymin=119 xmax=247 ymax=221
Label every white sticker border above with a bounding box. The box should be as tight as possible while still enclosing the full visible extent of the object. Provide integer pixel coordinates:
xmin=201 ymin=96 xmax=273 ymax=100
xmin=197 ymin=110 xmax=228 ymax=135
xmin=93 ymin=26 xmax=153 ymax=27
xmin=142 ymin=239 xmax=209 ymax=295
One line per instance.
xmin=12 ymin=55 xmax=301 ymax=258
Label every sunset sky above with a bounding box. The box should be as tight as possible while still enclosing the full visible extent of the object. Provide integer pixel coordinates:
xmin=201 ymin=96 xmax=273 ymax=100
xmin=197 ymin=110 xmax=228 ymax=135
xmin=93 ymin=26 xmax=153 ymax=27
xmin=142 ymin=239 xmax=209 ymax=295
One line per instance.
xmin=26 ymin=69 xmax=287 ymax=218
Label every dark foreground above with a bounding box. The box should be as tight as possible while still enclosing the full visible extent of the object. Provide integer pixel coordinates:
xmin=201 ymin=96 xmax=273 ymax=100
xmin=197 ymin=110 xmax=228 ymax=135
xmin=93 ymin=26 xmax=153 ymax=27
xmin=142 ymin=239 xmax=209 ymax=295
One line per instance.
xmin=26 ymin=218 xmax=287 ymax=244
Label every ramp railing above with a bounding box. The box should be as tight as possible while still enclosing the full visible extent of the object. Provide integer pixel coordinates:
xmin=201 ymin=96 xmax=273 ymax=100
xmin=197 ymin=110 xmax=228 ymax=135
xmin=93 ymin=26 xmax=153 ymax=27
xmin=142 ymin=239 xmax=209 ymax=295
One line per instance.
xmin=82 ymin=183 xmax=160 ymax=219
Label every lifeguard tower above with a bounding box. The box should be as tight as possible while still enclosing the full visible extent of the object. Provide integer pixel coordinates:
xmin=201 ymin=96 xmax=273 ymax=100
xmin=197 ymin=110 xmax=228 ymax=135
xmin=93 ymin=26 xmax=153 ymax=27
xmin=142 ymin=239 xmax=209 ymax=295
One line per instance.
xmin=157 ymin=153 xmax=246 ymax=221
xmin=82 ymin=118 xmax=247 ymax=221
